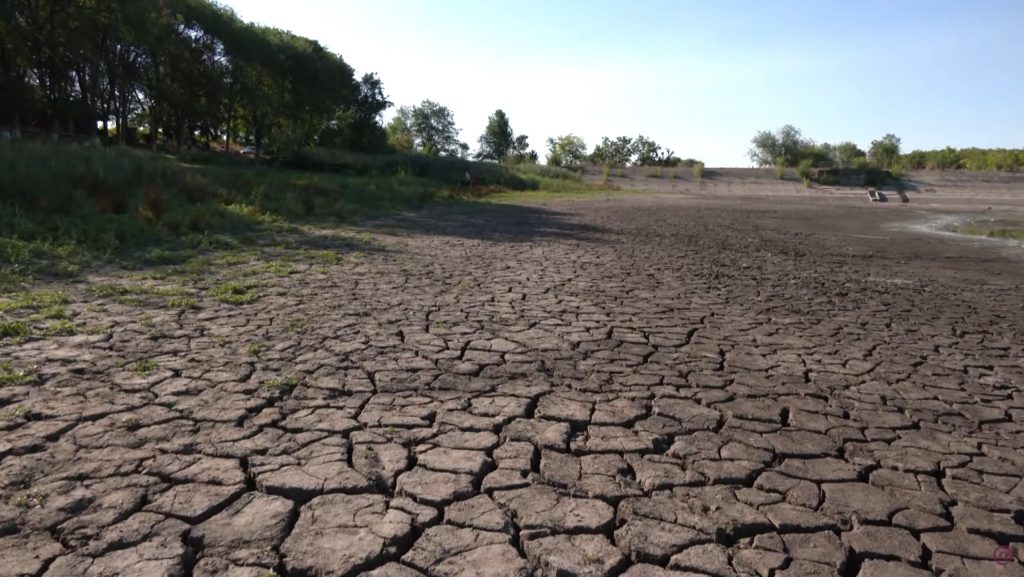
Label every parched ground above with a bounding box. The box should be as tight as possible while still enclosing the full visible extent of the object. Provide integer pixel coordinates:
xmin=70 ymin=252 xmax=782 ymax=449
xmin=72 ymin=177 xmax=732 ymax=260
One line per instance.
xmin=2 ymin=188 xmax=1023 ymax=577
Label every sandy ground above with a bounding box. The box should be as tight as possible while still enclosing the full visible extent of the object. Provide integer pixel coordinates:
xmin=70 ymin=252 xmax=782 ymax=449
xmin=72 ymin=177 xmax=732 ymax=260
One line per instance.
xmin=1 ymin=172 xmax=1023 ymax=577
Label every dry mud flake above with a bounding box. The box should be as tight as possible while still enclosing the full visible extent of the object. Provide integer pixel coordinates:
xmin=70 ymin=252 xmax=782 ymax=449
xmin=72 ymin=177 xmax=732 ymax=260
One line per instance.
xmin=282 ymin=493 xmax=414 ymax=577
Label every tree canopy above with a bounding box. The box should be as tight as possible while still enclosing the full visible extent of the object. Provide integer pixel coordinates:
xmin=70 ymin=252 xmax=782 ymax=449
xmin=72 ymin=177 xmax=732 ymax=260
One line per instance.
xmin=476 ymin=109 xmax=514 ymax=162
xmin=387 ymin=100 xmax=466 ymax=157
xmin=546 ymin=134 xmax=587 ymax=169
xmin=0 ymin=0 xmax=393 ymax=154
xmin=869 ymin=134 xmax=902 ymax=170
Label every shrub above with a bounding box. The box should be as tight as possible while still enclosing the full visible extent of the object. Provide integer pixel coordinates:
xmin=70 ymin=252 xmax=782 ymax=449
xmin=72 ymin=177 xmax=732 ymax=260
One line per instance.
xmin=796 ymin=158 xmax=815 ymax=181
xmin=774 ymin=158 xmax=786 ymax=180
xmin=693 ymin=162 xmax=705 ymax=181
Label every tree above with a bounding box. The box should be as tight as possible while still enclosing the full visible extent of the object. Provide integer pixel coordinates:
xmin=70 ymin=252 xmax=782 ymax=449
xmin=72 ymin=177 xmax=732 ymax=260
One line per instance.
xmin=631 ymin=135 xmax=663 ymax=166
xmin=386 ymin=108 xmax=414 ymax=152
xmin=476 ymin=109 xmax=514 ymax=161
xmin=869 ymin=134 xmax=902 ymax=170
xmin=319 ymin=72 xmax=391 ymax=151
xmin=507 ymin=134 xmax=538 ymax=164
xmin=405 ymin=100 xmax=462 ymax=156
xmin=748 ymin=125 xmax=811 ymax=168
xmin=546 ymin=134 xmax=587 ymax=169
xmin=590 ymin=136 xmax=633 ymax=167
xmin=833 ymin=141 xmax=867 ymax=168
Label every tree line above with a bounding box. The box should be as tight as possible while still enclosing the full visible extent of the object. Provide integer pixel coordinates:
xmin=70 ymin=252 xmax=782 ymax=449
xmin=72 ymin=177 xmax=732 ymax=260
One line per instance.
xmin=0 ymin=0 xmax=398 ymax=154
xmin=749 ymin=126 xmax=1024 ymax=173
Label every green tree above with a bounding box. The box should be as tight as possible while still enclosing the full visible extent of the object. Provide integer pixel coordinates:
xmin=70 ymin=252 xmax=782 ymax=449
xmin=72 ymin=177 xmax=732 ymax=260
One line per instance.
xmin=546 ymin=134 xmax=587 ymax=169
xmin=476 ymin=109 xmax=514 ymax=161
xmin=631 ymin=135 xmax=664 ymax=166
xmin=386 ymin=108 xmax=415 ymax=152
xmin=869 ymin=134 xmax=902 ymax=170
xmin=833 ymin=141 xmax=867 ymax=168
xmin=407 ymin=100 xmax=462 ymax=156
xmin=590 ymin=136 xmax=633 ymax=167
xmin=749 ymin=125 xmax=811 ymax=167
xmin=507 ymin=134 xmax=538 ymax=164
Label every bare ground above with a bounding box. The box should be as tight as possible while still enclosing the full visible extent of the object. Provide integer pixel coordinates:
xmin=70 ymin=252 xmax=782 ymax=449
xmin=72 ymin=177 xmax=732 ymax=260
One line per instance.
xmin=1 ymin=174 xmax=1023 ymax=577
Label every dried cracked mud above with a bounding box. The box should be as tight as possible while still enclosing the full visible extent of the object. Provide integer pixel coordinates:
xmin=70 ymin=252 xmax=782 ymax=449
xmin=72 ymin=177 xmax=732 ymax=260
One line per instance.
xmin=2 ymin=194 xmax=1023 ymax=577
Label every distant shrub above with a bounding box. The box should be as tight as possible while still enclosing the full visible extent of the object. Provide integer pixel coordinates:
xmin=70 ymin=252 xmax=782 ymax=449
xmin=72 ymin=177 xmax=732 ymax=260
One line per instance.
xmin=774 ymin=158 xmax=786 ymax=180
xmin=796 ymin=158 xmax=815 ymax=181
xmin=693 ymin=162 xmax=705 ymax=181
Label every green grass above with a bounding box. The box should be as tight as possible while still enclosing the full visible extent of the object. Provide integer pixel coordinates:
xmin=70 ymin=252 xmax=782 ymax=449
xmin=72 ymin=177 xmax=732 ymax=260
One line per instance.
xmin=44 ymin=320 xmax=76 ymax=336
xmin=1 ymin=142 xmax=604 ymax=292
xmin=0 ymin=320 xmax=31 ymax=340
xmin=0 ymin=290 xmax=68 ymax=313
xmin=951 ymin=219 xmax=1024 ymax=241
xmin=133 ymin=359 xmax=158 ymax=376
xmin=165 ymin=296 xmax=199 ymax=309
xmin=209 ymin=280 xmax=260 ymax=304
xmin=0 ymin=362 xmax=33 ymax=385
xmin=261 ymin=376 xmax=300 ymax=391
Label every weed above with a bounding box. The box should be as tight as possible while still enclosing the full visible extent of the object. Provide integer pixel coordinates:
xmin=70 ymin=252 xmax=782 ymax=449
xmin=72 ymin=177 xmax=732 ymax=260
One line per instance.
xmin=120 ymin=415 xmax=143 ymax=429
xmin=133 ymin=359 xmax=158 ymax=376
xmin=166 ymin=296 xmax=198 ymax=309
xmin=693 ymin=162 xmax=705 ymax=181
xmin=1 ymin=404 xmax=29 ymax=419
xmin=774 ymin=160 xmax=787 ymax=180
xmin=115 ymin=296 xmax=144 ymax=306
xmin=0 ymin=362 xmax=33 ymax=385
xmin=264 ymin=261 xmax=296 ymax=276
xmin=247 ymin=342 xmax=262 ymax=356
xmin=262 ymin=376 xmax=300 ymax=391
xmin=310 ymin=250 xmax=340 ymax=265
xmin=11 ymin=489 xmax=46 ymax=509
xmin=0 ymin=320 xmax=31 ymax=340
xmin=287 ymin=318 xmax=309 ymax=333
xmin=209 ymin=280 xmax=260 ymax=305
xmin=44 ymin=320 xmax=76 ymax=336
xmin=0 ymin=290 xmax=68 ymax=314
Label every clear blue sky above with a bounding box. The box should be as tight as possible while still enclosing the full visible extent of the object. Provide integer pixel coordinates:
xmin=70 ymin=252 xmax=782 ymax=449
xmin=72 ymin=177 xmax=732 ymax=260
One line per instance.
xmin=221 ymin=0 xmax=1023 ymax=166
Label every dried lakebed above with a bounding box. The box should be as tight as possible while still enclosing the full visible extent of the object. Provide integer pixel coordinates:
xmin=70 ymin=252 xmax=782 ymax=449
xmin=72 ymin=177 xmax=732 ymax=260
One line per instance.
xmin=1 ymin=195 xmax=1022 ymax=577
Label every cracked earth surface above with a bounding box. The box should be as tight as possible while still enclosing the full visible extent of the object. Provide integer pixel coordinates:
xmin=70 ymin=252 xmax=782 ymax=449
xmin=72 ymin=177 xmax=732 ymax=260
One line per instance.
xmin=2 ymin=194 xmax=1023 ymax=577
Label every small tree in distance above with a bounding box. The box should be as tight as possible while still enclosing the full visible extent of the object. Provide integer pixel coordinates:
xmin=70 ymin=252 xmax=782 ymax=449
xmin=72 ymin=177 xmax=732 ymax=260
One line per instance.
xmin=476 ymin=109 xmax=514 ymax=162
xmin=507 ymin=135 xmax=538 ymax=164
xmin=545 ymin=134 xmax=587 ymax=169
xmin=869 ymin=134 xmax=902 ymax=170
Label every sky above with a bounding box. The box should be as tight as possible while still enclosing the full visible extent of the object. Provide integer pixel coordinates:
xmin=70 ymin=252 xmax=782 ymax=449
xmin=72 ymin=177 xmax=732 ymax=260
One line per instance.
xmin=221 ymin=0 xmax=1023 ymax=166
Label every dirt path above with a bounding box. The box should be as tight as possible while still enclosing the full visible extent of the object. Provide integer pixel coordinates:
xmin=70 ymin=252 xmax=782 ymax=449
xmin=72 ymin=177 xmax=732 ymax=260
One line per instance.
xmin=2 ymin=193 xmax=1023 ymax=577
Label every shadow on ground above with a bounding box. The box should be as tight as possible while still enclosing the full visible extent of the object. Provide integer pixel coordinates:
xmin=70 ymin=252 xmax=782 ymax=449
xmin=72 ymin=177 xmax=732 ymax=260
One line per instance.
xmin=365 ymin=200 xmax=606 ymax=243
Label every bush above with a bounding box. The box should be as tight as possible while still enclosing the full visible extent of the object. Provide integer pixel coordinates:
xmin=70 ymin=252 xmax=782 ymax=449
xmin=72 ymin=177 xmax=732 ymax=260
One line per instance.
xmin=693 ymin=162 xmax=705 ymax=181
xmin=796 ymin=158 xmax=815 ymax=181
xmin=774 ymin=158 xmax=786 ymax=180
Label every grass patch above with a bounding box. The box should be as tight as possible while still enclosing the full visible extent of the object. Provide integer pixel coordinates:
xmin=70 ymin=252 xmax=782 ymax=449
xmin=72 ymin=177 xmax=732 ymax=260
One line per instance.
xmin=1 ymin=142 xmax=608 ymax=294
xmin=247 ymin=342 xmax=262 ymax=356
xmin=0 ymin=290 xmax=68 ymax=313
xmin=1 ymin=404 xmax=29 ymax=419
xmin=261 ymin=376 xmax=300 ymax=391
xmin=950 ymin=219 xmax=1024 ymax=241
xmin=0 ymin=320 xmax=31 ymax=340
xmin=209 ymin=280 xmax=260 ymax=304
xmin=263 ymin=261 xmax=297 ymax=276
xmin=165 ymin=296 xmax=199 ymax=309
xmin=44 ymin=320 xmax=76 ymax=336
xmin=0 ymin=362 xmax=33 ymax=385
xmin=133 ymin=359 xmax=158 ymax=376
